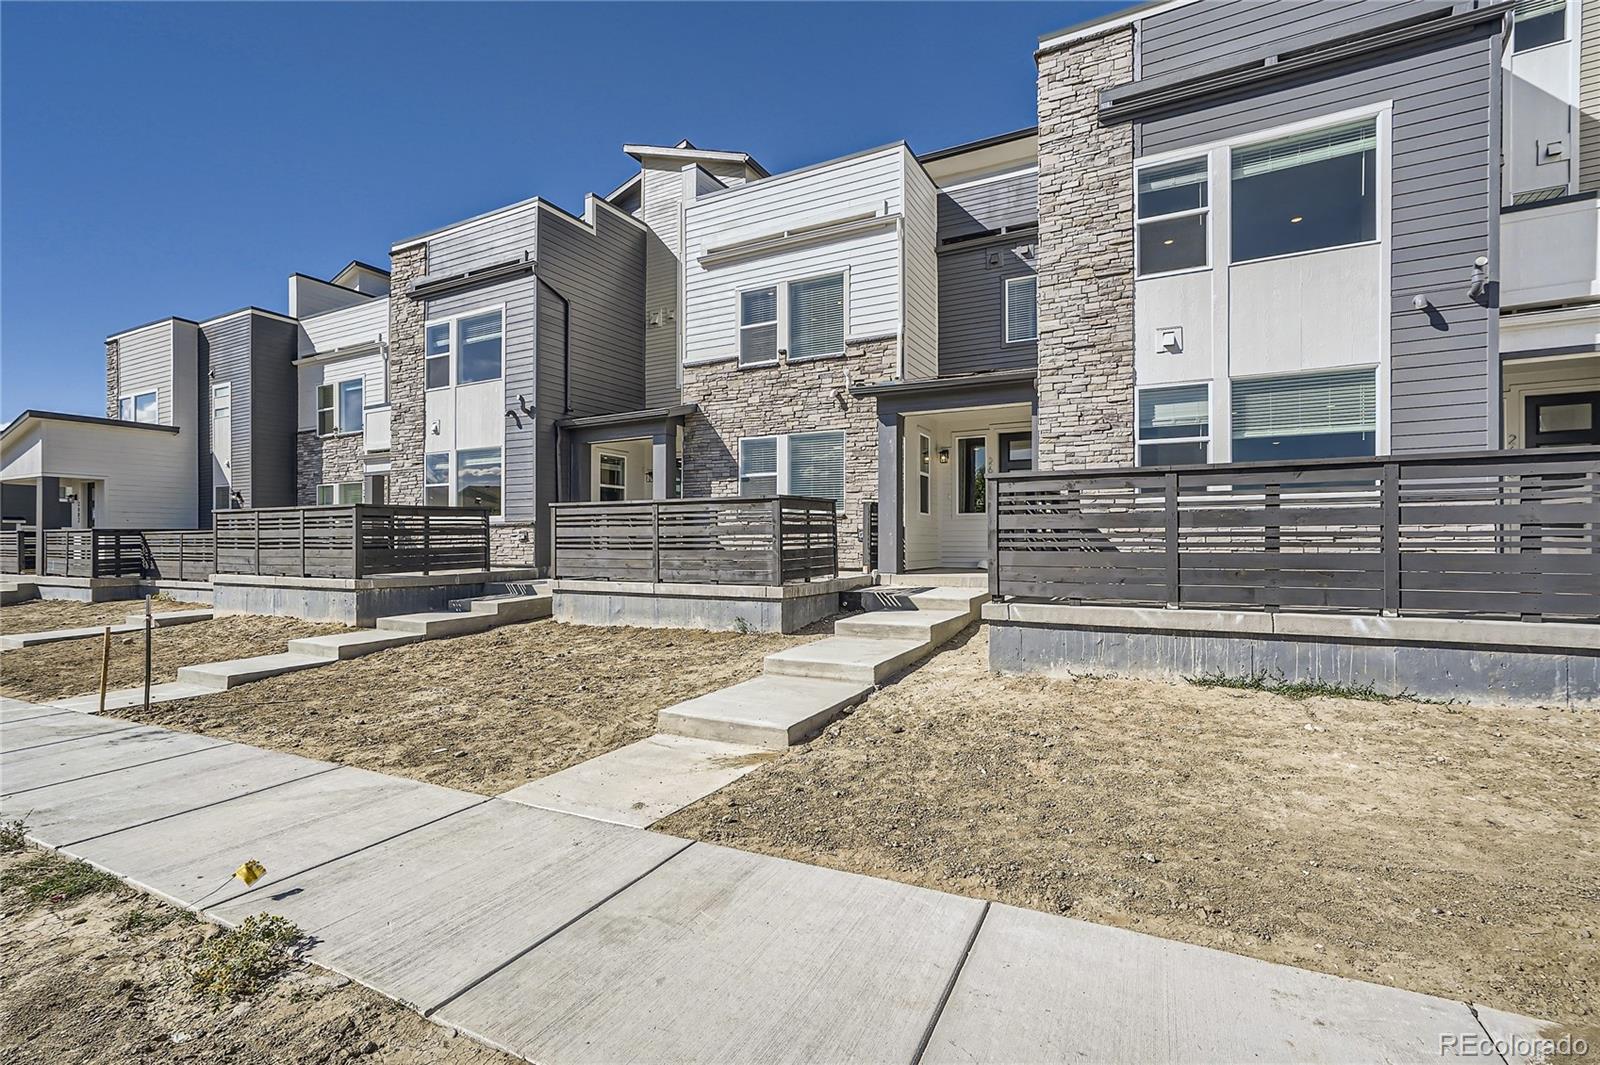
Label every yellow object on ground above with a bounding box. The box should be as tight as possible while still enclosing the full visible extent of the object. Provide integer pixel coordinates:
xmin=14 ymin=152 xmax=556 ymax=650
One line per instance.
xmin=232 ymin=860 xmax=266 ymax=886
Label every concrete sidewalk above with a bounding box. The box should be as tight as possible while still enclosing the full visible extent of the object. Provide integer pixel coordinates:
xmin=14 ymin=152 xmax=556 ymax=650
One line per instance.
xmin=0 ymin=702 xmax=1551 ymax=1064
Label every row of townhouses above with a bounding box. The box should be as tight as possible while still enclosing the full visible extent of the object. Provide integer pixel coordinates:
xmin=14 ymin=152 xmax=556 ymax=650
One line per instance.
xmin=5 ymin=0 xmax=1598 ymax=578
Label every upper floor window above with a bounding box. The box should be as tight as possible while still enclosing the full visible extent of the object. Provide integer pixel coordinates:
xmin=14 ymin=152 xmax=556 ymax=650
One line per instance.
xmin=1514 ymin=0 xmax=1566 ymax=52
xmin=740 ymin=287 xmax=778 ymax=366
xmin=119 ymin=391 xmax=158 ymax=425
xmin=1231 ymin=367 xmax=1377 ymax=462
xmin=1136 ymin=157 xmax=1209 ymax=276
xmin=1004 ymin=276 xmax=1038 ymax=343
xmin=425 ymin=309 xmax=503 ymax=389
xmin=1137 ymin=384 xmax=1210 ymax=466
xmin=317 ymin=379 xmax=365 ymax=436
xmin=1231 ymin=118 xmax=1377 ymax=263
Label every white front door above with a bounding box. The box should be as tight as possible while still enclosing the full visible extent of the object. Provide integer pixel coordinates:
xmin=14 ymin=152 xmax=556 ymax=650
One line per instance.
xmin=211 ymin=383 xmax=232 ymax=508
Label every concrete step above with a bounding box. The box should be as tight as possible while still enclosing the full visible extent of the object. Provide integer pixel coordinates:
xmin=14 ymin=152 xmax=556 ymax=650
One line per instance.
xmin=762 ymin=636 xmax=930 ymax=686
xmin=658 ymin=674 xmax=876 ymax=748
xmin=466 ymin=593 xmax=552 ymax=622
xmin=375 ymin=611 xmax=499 ymax=638
xmin=834 ymin=607 xmax=970 ymax=645
xmin=859 ymin=586 xmax=991 ymax=613
xmin=1 ymin=581 xmax=39 ymax=606
xmin=877 ymin=570 xmax=989 ymax=590
xmin=177 ymin=652 xmax=327 ymax=691
xmin=123 ymin=608 xmax=213 ymax=628
xmin=286 ymin=629 xmax=423 ymax=661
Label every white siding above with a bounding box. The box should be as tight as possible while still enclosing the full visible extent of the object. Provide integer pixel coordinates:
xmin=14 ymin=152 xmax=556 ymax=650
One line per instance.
xmin=643 ymin=162 xmax=688 ymax=404
xmin=1 ymin=420 xmax=197 ymax=528
xmin=683 ymin=144 xmax=908 ymax=362
xmin=901 ymin=150 xmax=941 ymax=379
xmin=289 ymin=275 xmax=373 ymax=319
xmin=297 ymin=351 xmax=387 ymax=433
xmin=298 ymin=297 xmax=389 ymax=357
xmin=115 ymin=321 xmax=178 ymax=425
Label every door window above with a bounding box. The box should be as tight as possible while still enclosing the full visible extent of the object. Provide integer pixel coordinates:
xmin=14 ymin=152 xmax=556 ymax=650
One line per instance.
xmin=598 ymin=453 xmax=627 ymax=501
xmin=957 ymin=437 xmax=987 ymax=514
xmin=998 ymin=432 xmax=1033 ymax=472
xmin=1526 ymin=391 xmax=1600 ymax=447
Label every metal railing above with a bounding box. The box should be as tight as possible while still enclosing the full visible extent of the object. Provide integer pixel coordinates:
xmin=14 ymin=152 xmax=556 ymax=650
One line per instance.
xmin=551 ymin=495 xmax=839 ymax=585
xmin=214 ymin=504 xmax=491 ymax=579
xmin=988 ymin=446 xmax=1599 ymax=621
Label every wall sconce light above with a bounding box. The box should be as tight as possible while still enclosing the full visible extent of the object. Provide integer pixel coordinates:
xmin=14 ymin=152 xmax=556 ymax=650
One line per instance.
xmin=429 ymin=419 xmax=441 ymax=436
xmin=938 ymin=448 xmax=950 ymax=464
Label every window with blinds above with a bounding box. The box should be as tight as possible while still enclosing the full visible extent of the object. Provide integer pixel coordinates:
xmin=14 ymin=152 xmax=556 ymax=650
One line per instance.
xmin=787 ymin=430 xmax=845 ymax=505
xmin=788 ymin=274 xmax=845 ymax=361
xmin=1136 ymin=156 xmax=1209 ymax=276
xmin=739 ymin=437 xmax=778 ymax=497
xmin=1137 ymin=383 xmax=1210 ymax=465
xmin=739 ymin=287 xmax=778 ymax=366
xmin=316 ymin=384 xmax=336 ymax=436
xmin=1004 ymin=276 xmax=1038 ymax=343
xmin=1514 ymin=0 xmax=1566 ymax=51
xmin=457 ymin=310 xmax=503 ymax=384
xmin=1231 ymin=118 xmax=1377 ymax=262
xmin=1231 ymin=368 xmax=1377 ymax=462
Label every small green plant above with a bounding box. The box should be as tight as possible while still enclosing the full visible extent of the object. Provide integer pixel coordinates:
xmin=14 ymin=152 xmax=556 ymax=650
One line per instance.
xmin=0 ymin=818 xmax=28 ymax=853
xmin=186 ymin=914 xmax=303 ymax=1002
xmin=1186 ymin=669 xmax=1422 ymax=703
xmin=0 ymin=851 xmax=122 ymax=909
xmin=117 ymin=903 xmax=192 ymax=935
xmin=732 ymin=616 xmax=751 ymax=635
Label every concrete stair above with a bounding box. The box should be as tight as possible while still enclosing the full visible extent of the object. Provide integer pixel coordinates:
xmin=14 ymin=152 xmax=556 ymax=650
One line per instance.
xmin=290 ymin=592 xmax=550 ymax=660
xmin=287 ymin=629 xmax=423 ymax=661
xmin=178 ymin=652 xmax=327 ymax=691
xmin=658 ymin=585 xmax=989 ymax=748
xmin=1 ymin=580 xmax=39 ymax=606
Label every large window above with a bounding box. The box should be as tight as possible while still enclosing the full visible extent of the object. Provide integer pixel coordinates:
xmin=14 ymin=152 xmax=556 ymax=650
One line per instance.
xmin=1136 ymin=157 xmax=1209 ymax=275
xmin=425 ymin=309 xmax=503 ymax=388
xmin=1231 ymin=119 xmax=1377 ymax=263
xmin=1514 ymin=0 xmax=1566 ymax=52
xmin=316 ymin=379 xmax=364 ymax=436
xmin=1231 ymin=368 xmax=1377 ymax=461
xmin=424 ymin=452 xmax=451 ymax=507
xmin=957 ymin=437 xmax=987 ymax=514
xmin=456 ymin=447 xmax=502 ymax=512
xmin=119 ymin=391 xmax=158 ymax=425
xmin=1137 ymin=384 xmax=1210 ymax=465
xmin=739 ymin=287 xmax=778 ymax=367
xmin=317 ymin=481 xmax=362 ymax=505
xmin=738 ymin=431 xmax=846 ymax=505
xmin=788 ymin=274 xmax=845 ymax=361
xmin=1004 ymin=276 xmax=1038 ymax=343
xmin=598 ymin=453 xmax=627 ymax=502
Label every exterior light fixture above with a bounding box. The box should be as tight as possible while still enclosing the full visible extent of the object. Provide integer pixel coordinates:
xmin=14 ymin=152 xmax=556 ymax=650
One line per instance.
xmin=939 ymin=448 xmax=950 ymax=464
xmin=1163 ymin=239 xmax=1175 ymax=245
xmin=1290 ymin=216 xmax=1304 ymax=223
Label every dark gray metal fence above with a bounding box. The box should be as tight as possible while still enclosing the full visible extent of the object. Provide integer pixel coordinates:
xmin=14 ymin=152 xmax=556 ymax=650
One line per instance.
xmin=988 ymin=446 xmax=1599 ymax=621
xmin=215 ymin=505 xmax=491 ymax=579
xmin=551 ymin=496 xmax=839 ymax=585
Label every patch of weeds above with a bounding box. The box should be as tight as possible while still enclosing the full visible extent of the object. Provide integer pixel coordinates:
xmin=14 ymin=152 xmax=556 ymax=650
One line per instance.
xmin=732 ymin=616 xmax=751 ymax=635
xmin=1186 ymin=669 xmax=1430 ymax=703
xmin=186 ymin=914 xmax=304 ymax=1002
xmin=0 ymin=818 xmax=28 ymax=853
xmin=116 ymin=902 xmax=192 ymax=936
xmin=0 ymin=850 xmax=122 ymax=909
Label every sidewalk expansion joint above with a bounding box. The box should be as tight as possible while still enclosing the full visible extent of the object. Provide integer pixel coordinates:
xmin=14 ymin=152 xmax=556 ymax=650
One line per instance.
xmin=2 ymin=738 xmax=235 ymax=798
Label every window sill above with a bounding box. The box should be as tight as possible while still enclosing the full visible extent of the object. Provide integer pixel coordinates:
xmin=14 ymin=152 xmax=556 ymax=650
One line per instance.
xmin=736 ymin=359 xmax=780 ymax=371
xmin=1231 ymin=239 xmax=1380 ymax=269
xmin=785 ymin=351 xmax=847 ymax=365
xmin=1003 ymin=335 xmax=1038 ymax=346
xmin=319 ymin=430 xmax=364 ymax=439
xmin=1136 ymin=263 xmax=1211 ymax=281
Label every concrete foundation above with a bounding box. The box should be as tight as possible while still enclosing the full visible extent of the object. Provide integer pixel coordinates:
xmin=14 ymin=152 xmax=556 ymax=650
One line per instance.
xmin=24 ymin=576 xmax=143 ymax=603
xmin=550 ymin=575 xmax=872 ymax=634
xmin=983 ymin=603 xmax=1599 ymax=708
xmin=212 ymin=569 xmax=542 ymax=627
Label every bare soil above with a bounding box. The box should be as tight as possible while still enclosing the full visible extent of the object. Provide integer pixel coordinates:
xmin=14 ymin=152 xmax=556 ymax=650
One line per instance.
xmin=0 ymin=844 xmax=516 ymax=1064
xmin=105 ymin=620 xmax=819 ymax=795
xmin=0 ymin=596 xmax=189 ymax=635
xmin=0 ymin=616 xmax=342 ymax=703
xmin=658 ymin=625 xmax=1599 ymax=1040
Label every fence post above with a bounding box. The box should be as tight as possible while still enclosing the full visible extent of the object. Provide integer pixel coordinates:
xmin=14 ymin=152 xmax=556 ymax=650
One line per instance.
xmin=1164 ymin=472 xmax=1180 ymax=608
xmin=1262 ymin=478 xmax=1280 ymax=614
xmin=651 ymin=502 xmax=662 ymax=585
xmin=352 ymin=507 xmax=366 ymax=578
xmin=829 ymin=501 xmax=838 ymax=579
xmin=422 ymin=509 xmax=432 ymax=576
xmin=1381 ymin=461 xmax=1399 ymax=617
xmin=253 ymin=509 xmax=262 ymax=576
xmin=988 ymin=476 xmax=1001 ymax=601
xmin=481 ymin=510 xmax=491 ymax=572
xmin=300 ymin=508 xmax=308 ymax=578
xmin=549 ymin=507 xmax=560 ymax=580
xmin=768 ymin=497 xmax=782 ymax=584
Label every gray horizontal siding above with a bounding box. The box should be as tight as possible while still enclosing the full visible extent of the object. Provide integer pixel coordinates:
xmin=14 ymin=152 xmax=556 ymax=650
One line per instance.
xmin=936 ymin=169 xmax=1038 ymax=242
xmin=1138 ymin=22 xmax=1501 ymax=453
xmin=1138 ymin=0 xmax=1452 ymax=82
xmin=937 ymin=238 xmax=1038 ymax=376
xmin=426 ymin=201 xmax=540 ymax=277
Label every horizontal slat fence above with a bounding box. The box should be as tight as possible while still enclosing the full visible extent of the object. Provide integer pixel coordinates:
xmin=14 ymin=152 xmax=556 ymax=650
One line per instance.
xmin=1 ymin=526 xmax=37 ymax=574
xmin=142 ymin=530 xmax=216 ymax=581
xmin=551 ymin=496 xmax=839 ymax=586
xmin=215 ymin=505 xmax=490 ymax=579
xmin=42 ymin=529 xmax=146 ymax=578
xmin=990 ymin=446 xmax=1599 ymax=621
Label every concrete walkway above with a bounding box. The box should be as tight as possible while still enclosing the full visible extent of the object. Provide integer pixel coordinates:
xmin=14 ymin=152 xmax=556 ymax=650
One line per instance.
xmin=0 ymin=608 xmax=213 ymax=650
xmin=0 ymin=699 xmax=1550 ymax=1064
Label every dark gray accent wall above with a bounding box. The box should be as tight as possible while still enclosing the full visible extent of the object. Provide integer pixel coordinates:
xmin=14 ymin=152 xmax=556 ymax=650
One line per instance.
xmin=1138 ymin=0 xmax=1453 ymax=82
xmin=249 ymin=315 xmax=301 ymax=508
xmin=1136 ymin=18 xmax=1502 ymax=452
xmin=200 ymin=315 xmax=249 ymax=523
xmin=936 ymin=169 xmax=1039 ymax=242
xmin=937 ymin=235 xmax=1038 ymax=376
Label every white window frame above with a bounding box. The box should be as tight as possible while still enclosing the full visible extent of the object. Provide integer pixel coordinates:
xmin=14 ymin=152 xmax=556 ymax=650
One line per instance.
xmin=732 ymin=270 xmax=850 ymax=368
xmin=1003 ymin=275 xmax=1038 ymax=344
xmin=597 ymin=451 xmax=628 ymax=502
xmin=917 ymin=432 xmax=932 ymax=515
xmin=338 ymin=378 xmax=365 ymax=433
xmin=119 ymin=390 xmax=159 ymax=425
xmin=737 ymin=284 xmax=780 ymax=368
xmin=317 ymin=481 xmax=363 ymax=505
xmin=737 ymin=430 xmax=846 ymax=504
xmin=423 ymin=304 xmax=506 ymax=390
xmin=1135 ymin=383 xmax=1212 ymax=467
xmin=423 ymin=451 xmax=452 ymax=507
xmin=1134 ymin=155 xmax=1211 ymax=279
xmin=1512 ymin=0 xmax=1569 ymax=54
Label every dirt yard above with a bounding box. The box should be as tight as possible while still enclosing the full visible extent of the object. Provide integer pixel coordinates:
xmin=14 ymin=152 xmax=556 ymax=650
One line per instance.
xmin=659 ymin=625 xmax=1599 ymax=1042
xmin=0 ymin=595 xmax=189 ymax=635
xmin=0 ymin=841 xmax=516 ymax=1064
xmin=106 ymin=619 xmax=819 ymax=795
xmin=0 ymin=615 xmax=342 ymax=702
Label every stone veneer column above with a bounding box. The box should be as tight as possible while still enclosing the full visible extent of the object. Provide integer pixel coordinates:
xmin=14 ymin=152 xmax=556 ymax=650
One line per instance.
xmin=1035 ymin=28 xmax=1137 ymax=469
xmin=387 ymin=243 xmax=427 ymax=505
xmin=680 ymin=336 xmax=896 ymax=571
xmin=295 ymin=431 xmax=367 ymax=505
xmin=105 ymin=339 xmax=120 ymax=418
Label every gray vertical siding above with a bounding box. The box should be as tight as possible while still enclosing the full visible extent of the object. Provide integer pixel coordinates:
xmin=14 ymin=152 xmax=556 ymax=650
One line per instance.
xmin=937 ymin=237 xmax=1038 ymax=375
xmin=1137 ymin=21 xmax=1502 ymax=452
xmin=936 ymin=169 xmax=1039 ymax=241
xmin=248 ymin=315 xmax=301 ymax=507
xmin=425 ymin=200 xmax=539 ymax=277
xmin=1138 ymin=0 xmax=1453 ymax=81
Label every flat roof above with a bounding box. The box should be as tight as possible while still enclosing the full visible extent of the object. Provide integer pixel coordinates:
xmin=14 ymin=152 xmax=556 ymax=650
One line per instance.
xmin=1037 ymin=0 xmax=1196 ymax=52
xmin=2 ymin=409 xmax=181 ymax=443
xmin=918 ymin=126 xmax=1038 ymax=163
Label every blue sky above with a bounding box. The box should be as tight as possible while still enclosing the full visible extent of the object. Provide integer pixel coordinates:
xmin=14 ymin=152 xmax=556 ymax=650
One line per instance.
xmin=1 ymin=1 xmax=1128 ymax=422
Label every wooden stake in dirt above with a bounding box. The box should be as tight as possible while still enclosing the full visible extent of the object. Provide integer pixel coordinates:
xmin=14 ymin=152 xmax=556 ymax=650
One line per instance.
xmin=97 ymin=624 xmax=111 ymax=714
xmin=142 ymin=595 xmax=153 ymax=712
